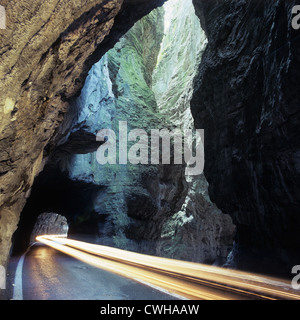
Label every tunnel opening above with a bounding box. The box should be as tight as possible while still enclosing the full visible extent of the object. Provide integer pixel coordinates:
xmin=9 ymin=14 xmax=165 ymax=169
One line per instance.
xmin=12 ymin=0 xmax=235 ymax=265
xmin=12 ymin=164 xmax=106 ymax=255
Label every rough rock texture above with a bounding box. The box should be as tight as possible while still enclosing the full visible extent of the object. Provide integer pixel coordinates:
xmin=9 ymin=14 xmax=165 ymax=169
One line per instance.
xmin=152 ymin=0 xmax=207 ymax=128
xmin=158 ymin=175 xmax=235 ymax=264
xmin=0 ymin=0 xmax=166 ymax=268
xmin=30 ymin=212 xmax=68 ymax=243
xmin=191 ymin=0 xmax=300 ymax=275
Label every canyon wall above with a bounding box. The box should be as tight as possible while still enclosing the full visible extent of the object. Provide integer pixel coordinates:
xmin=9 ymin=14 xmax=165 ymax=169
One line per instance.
xmin=192 ymin=0 xmax=300 ymax=275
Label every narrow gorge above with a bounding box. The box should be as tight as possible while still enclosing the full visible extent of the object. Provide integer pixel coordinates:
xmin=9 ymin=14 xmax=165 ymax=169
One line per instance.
xmin=0 ymin=0 xmax=299 ymax=298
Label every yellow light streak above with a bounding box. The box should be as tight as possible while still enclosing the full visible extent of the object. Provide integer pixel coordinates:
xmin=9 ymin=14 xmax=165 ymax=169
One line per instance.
xmin=36 ymin=235 xmax=300 ymax=300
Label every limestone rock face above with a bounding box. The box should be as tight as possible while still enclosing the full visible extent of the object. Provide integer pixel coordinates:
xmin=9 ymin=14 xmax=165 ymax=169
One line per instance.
xmin=191 ymin=0 xmax=300 ymax=275
xmin=0 ymin=0 xmax=166 ymax=268
xmin=159 ymin=176 xmax=235 ymax=264
xmin=152 ymin=0 xmax=207 ymax=128
xmin=30 ymin=213 xmax=68 ymax=243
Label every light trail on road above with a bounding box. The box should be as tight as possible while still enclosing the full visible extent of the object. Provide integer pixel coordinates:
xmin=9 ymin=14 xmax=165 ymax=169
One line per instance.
xmin=36 ymin=235 xmax=300 ymax=300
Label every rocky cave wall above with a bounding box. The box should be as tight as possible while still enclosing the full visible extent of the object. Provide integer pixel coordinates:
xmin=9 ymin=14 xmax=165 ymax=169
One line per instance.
xmin=30 ymin=212 xmax=68 ymax=243
xmin=191 ymin=0 xmax=300 ymax=275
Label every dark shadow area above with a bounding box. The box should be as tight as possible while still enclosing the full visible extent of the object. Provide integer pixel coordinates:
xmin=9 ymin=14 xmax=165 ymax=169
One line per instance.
xmin=12 ymin=164 xmax=106 ymax=255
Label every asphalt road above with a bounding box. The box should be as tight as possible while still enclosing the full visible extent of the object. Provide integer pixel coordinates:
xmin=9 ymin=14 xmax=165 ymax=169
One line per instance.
xmin=8 ymin=236 xmax=300 ymax=301
xmin=20 ymin=243 xmax=178 ymax=300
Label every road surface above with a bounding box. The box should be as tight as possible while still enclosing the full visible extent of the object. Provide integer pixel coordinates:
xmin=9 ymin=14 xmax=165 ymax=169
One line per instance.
xmin=11 ymin=235 xmax=300 ymax=300
xmin=18 ymin=243 xmax=179 ymax=300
